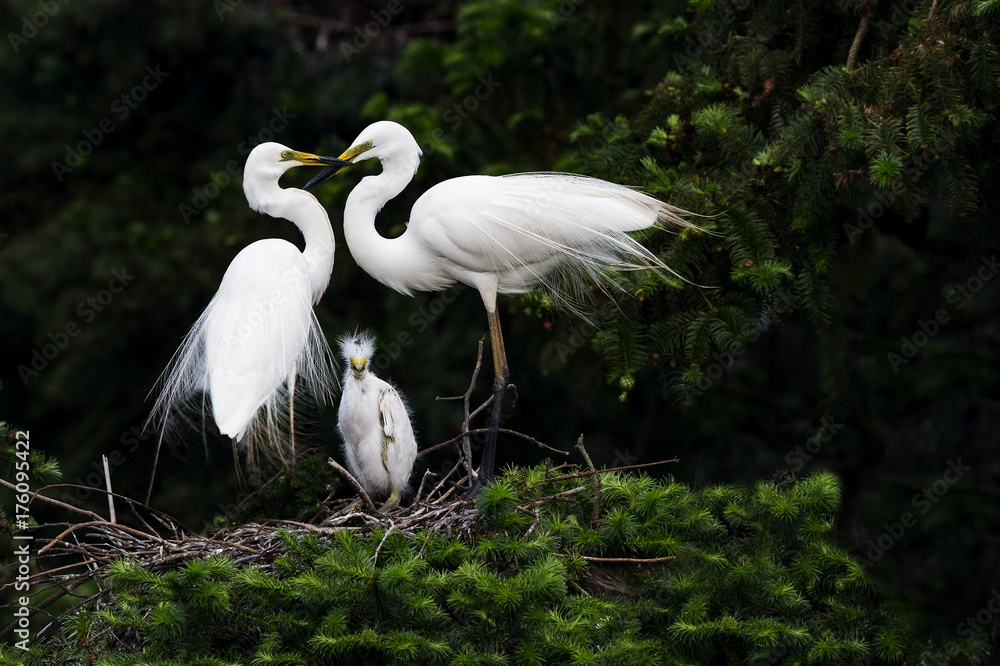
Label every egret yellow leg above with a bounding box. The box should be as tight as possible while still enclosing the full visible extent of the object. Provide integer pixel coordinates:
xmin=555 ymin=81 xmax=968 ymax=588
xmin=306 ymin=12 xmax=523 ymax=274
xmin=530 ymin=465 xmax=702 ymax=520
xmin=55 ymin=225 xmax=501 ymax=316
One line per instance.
xmin=480 ymin=307 xmax=510 ymax=488
xmin=487 ymin=306 xmax=509 ymax=384
xmin=380 ymin=487 xmax=401 ymax=512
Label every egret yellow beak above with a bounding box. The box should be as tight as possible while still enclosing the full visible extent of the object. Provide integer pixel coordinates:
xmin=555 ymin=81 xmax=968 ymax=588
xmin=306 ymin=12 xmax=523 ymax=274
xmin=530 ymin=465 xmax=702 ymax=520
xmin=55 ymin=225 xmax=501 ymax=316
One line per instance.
xmin=301 ymin=140 xmax=372 ymax=191
xmin=350 ymin=357 xmax=367 ymax=377
xmin=337 ymin=141 xmax=374 ymax=162
xmin=281 ymin=150 xmax=353 ymax=168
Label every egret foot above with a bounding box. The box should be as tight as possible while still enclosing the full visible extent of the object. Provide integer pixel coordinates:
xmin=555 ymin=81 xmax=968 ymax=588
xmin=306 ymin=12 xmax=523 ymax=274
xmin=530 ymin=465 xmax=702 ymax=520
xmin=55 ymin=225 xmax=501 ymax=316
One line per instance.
xmin=379 ymin=487 xmax=401 ymax=512
xmin=451 ymin=476 xmax=477 ymax=495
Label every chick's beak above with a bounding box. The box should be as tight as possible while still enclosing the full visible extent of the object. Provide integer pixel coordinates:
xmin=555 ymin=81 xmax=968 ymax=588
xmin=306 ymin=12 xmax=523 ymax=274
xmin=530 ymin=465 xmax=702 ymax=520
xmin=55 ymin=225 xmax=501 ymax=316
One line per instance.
xmin=350 ymin=357 xmax=367 ymax=377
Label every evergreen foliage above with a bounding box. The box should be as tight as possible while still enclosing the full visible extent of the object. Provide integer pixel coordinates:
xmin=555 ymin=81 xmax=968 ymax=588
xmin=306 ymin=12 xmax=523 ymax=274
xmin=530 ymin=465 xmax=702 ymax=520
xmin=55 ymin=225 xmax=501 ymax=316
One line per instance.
xmin=2 ymin=0 xmax=998 ymax=652
xmin=3 ymin=470 xmax=913 ymax=664
xmin=549 ymin=0 xmax=1000 ymax=404
xmin=0 ymin=415 xmax=63 ymax=533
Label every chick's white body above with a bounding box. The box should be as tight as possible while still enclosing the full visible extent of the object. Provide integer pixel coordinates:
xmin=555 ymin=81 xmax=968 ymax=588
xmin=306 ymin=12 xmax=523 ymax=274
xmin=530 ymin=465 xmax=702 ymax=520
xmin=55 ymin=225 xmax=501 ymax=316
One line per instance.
xmin=338 ymin=332 xmax=417 ymax=505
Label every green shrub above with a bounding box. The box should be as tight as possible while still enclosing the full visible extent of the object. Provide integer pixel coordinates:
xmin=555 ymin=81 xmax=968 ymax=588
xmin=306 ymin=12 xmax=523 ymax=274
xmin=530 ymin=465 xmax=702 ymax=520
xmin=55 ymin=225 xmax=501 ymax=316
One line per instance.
xmin=4 ymin=468 xmax=913 ymax=665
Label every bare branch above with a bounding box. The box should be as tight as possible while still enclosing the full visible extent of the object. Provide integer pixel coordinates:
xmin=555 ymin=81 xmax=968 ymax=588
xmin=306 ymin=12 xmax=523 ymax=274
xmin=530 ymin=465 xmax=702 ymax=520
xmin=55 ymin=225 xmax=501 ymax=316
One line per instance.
xmin=0 ymin=478 xmax=104 ymax=521
xmin=102 ymin=455 xmax=116 ymax=524
xmin=327 ymin=458 xmax=378 ymax=513
xmin=846 ymin=15 xmax=871 ymax=71
xmin=420 ymin=428 xmax=568 ymax=458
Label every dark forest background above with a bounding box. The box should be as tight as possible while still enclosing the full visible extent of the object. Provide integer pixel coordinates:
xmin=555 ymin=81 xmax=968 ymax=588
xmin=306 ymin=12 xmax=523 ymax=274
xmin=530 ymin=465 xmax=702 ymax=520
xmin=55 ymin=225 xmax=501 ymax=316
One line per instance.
xmin=1 ymin=0 xmax=998 ymax=650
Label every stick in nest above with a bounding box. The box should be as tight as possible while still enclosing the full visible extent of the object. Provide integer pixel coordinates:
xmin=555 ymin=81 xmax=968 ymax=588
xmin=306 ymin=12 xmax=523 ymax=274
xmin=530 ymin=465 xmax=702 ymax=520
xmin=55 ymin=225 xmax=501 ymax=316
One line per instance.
xmin=435 ymin=338 xmax=486 ymax=482
xmin=420 ymin=339 xmax=568 ymax=500
xmin=327 ymin=457 xmax=378 ymax=514
xmin=420 ymin=428 xmax=568 ymax=458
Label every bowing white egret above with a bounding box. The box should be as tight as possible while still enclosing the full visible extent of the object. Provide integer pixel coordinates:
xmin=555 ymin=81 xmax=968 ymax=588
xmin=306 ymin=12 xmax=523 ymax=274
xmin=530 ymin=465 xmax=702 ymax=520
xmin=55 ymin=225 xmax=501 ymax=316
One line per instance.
xmin=147 ymin=143 xmax=352 ymax=479
xmin=337 ymin=331 xmax=418 ymax=510
xmin=304 ymin=121 xmax=696 ymax=487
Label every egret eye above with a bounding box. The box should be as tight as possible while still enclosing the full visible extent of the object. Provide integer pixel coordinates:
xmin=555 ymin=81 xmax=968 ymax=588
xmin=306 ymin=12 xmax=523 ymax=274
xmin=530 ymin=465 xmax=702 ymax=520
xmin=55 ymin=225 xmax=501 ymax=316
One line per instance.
xmin=365 ymin=141 xmax=373 ymax=147
xmin=281 ymin=150 xmax=293 ymax=160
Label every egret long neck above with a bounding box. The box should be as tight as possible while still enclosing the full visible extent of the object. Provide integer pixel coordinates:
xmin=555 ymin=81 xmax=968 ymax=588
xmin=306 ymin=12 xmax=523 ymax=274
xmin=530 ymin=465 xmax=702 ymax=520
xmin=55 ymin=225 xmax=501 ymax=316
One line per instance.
xmin=265 ymin=189 xmax=335 ymax=303
xmin=298 ymin=201 xmax=336 ymax=303
xmin=342 ymin=156 xmax=444 ymax=295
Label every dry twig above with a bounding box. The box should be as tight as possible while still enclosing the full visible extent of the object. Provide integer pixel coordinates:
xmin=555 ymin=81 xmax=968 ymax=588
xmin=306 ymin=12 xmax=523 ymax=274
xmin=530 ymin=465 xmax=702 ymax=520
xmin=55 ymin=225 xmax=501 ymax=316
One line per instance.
xmin=327 ymin=457 xmax=378 ymax=513
xmin=1 ymin=348 xmax=680 ymax=645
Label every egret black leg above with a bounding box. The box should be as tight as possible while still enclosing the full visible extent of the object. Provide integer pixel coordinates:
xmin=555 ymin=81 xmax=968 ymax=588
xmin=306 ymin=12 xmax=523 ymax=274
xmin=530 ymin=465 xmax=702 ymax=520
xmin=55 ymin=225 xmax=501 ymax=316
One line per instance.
xmin=477 ymin=307 xmax=510 ymax=490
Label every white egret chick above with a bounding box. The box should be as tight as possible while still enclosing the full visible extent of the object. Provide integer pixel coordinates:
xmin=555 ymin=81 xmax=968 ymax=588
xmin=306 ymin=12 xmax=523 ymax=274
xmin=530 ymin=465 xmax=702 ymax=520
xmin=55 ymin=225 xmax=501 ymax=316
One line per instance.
xmin=147 ymin=143 xmax=352 ymax=476
xmin=304 ymin=121 xmax=697 ymax=488
xmin=337 ymin=331 xmax=418 ymax=510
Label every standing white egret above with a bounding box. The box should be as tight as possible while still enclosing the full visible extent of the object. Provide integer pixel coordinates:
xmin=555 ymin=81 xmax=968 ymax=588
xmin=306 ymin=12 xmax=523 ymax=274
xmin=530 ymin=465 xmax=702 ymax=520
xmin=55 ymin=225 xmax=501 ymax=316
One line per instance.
xmin=303 ymin=121 xmax=696 ymax=488
xmin=146 ymin=143 xmax=352 ymax=482
xmin=337 ymin=331 xmax=418 ymax=510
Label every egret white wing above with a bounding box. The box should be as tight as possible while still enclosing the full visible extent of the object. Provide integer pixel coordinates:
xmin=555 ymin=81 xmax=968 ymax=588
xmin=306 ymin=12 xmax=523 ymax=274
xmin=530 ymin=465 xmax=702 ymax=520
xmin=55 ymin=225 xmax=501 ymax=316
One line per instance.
xmin=377 ymin=384 xmax=418 ymax=491
xmin=410 ymin=173 xmax=691 ymax=292
xmin=203 ymin=240 xmax=316 ymax=438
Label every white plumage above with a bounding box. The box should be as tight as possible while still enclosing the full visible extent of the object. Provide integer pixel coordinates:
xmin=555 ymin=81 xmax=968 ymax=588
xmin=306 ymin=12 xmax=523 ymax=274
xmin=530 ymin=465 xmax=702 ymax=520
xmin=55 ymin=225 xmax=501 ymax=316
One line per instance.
xmin=305 ymin=122 xmax=695 ymax=306
xmin=147 ymin=143 xmax=350 ymax=470
xmin=304 ymin=121 xmax=696 ymax=486
xmin=337 ymin=331 xmax=418 ymax=509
